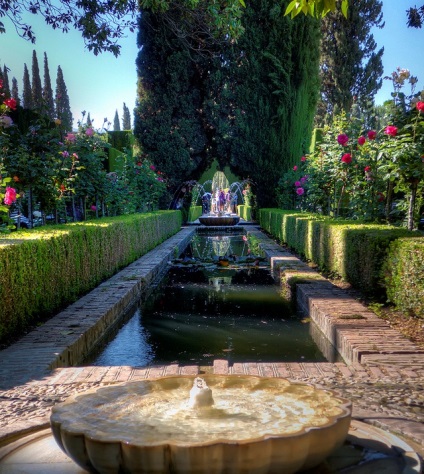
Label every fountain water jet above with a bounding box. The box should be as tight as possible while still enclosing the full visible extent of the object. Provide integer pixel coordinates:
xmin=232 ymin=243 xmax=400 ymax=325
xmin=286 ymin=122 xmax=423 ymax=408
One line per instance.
xmin=50 ymin=375 xmax=352 ymax=474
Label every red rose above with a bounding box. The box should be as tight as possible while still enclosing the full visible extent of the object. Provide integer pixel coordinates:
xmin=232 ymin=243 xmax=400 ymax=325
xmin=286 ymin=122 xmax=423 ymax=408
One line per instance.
xmin=4 ymin=98 xmax=17 ymax=110
xmin=341 ymin=153 xmax=352 ymax=164
xmin=364 ymin=166 xmax=371 ymax=172
xmin=367 ymin=130 xmax=377 ymax=140
xmin=357 ymin=136 xmax=366 ymax=146
xmin=384 ymin=125 xmax=398 ymax=137
xmin=337 ymin=134 xmax=349 ymax=146
xmin=416 ymin=101 xmax=424 ymax=112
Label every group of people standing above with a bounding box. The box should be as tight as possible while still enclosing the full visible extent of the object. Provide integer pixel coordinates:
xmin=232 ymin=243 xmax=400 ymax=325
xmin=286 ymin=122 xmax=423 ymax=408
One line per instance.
xmin=202 ymin=189 xmax=238 ymax=214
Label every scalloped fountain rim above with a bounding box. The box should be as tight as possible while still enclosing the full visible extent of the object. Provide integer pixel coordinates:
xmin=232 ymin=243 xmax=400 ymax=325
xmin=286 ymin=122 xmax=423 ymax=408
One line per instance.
xmin=50 ymin=375 xmax=352 ymax=474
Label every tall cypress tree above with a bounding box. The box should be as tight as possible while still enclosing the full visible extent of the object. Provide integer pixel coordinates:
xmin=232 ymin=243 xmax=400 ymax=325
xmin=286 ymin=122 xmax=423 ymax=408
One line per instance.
xmin=86 ymin=112 xmax=92 ymax=126
xmin=22 ymin=63 xmax=33 ymax=109
xmin=134 ymin=0 xmax=320 ymax=207
xmin=55 ymin=66 xmax=73 ymax=131
xmin=2 ymin=65 xmax=10 ymax=98
xmin=11 ymin=77 xmax=19 ymax=104
xmin=31 ymin=50 xmax=43 ymax=110
xmin=122 ymin=102 xmax=131 ymax=130
xmin=42 ymin=52 xmax=55 ymax=119
xmin=317 ymin=0 xmax=384 ymax=123
xmin=113 ymin=109 xmax=121 ymax=131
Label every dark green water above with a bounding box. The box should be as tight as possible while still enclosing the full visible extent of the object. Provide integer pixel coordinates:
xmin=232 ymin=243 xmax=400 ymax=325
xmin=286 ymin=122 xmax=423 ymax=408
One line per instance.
xmin=87 ymin=265 xmax=327 ymax=366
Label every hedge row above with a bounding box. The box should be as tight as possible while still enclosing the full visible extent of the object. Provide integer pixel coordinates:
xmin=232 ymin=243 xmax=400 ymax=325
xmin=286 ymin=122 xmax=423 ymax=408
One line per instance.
xmin=0 ymin=211 xmax=182 ymax=343
xmin=259 ymin=209 xmax=423 ymax=317
xmin=238 ymin=205 xmax=252 ymax=221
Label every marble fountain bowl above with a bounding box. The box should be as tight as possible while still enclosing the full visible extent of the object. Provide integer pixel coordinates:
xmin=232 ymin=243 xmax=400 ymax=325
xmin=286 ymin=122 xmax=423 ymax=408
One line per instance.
xmin=50 ymin=375 xmax=352 ymax=474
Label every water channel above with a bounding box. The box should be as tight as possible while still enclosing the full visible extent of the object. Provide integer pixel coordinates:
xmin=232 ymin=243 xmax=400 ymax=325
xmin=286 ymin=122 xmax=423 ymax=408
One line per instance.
xmin=85 ymin=230 xmax=329 ymax=366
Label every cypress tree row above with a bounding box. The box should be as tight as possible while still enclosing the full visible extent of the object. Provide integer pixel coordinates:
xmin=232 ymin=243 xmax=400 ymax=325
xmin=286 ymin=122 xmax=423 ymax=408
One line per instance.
xmin=42 ymin=52 xmax=55 ymax=120
xmin=55 ymin=66 xmax=73 ymax=131
xmin=2 ymin=65 xmax=10 ymax=98
xmin=22 ymin=63 xmax=32 ymax=110
xmin=113 ymin=110 xmax=121 ymax=131
xmin=134 ymin=0 xmax=320 ymax=207
xmin=31 ymin=50 xmax=43 ymax=110
xmin=11 ymin=77 xmax=19 ymax=104
xmin=122 ymin=102 xmax=131 ymax=130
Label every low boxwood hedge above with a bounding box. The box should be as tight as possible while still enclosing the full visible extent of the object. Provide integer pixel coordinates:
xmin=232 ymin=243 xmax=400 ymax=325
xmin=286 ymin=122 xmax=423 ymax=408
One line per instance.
xmin=0 ymin=211 xmax=182 ymax=343
xmin=259 ymin=209 xmax=423 ymax=316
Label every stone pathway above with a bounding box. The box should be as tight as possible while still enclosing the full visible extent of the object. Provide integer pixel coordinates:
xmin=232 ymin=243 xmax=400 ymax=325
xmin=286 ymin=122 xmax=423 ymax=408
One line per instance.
xmin=1 ymin=225 xmax=423 ymax=465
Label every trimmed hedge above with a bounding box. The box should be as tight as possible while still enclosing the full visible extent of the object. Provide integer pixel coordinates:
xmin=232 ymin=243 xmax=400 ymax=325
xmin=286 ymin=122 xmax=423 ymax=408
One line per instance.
xmin=0 ymin=211 xmax=182 ymax=343
xmin=238 ymin=205 xmax=253 ymax=221
xmin=259 ymin=209 xmax=423 ymax=316
xmin=188 ymin=206 xmax=202 ymax=222
xmin=383 ymin=238 xmax=424 ymax=317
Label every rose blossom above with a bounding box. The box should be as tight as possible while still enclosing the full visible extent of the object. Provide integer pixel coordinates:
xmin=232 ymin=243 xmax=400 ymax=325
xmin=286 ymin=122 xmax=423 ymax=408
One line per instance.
xmin=367 ymin=130 xmax=377 ymax=140
xmin=357 ymin=136 xmax=366 ymax=146
xmin=296 ymin=187 xmax=305 ymax=195
xmin=4 ymin=187 xmax=17 ymax=205
xmin=341 ymin=153 xmax=352 ymax=164
xmin=416 ymin=101 xmax=424 ymax=112
xmin=85 ymin=127 xmax=94 ymax=137
xmin=65 ymin=133 xmax=76 ymax=142
xmin=364 ymin=166 xmax=371 ymax=172
xmin=337 ymin=134 xmax=349 ymax=146
xmin=4 ymin=98 xmax=17 ymax=110
xmin=384 ymin=125 xmax=398 ymax=137
xmin=294 ymin=181 xmax=301 ymax=187
xmin=150 ymin=164 xmax=156 ymax=171
xmin=293 ymin=165 xmax=298 ymax=171
xmin=0 ymin=115 xmax=13 ymax=128
xmin=301 ymin=156 xmax=307 ymax=162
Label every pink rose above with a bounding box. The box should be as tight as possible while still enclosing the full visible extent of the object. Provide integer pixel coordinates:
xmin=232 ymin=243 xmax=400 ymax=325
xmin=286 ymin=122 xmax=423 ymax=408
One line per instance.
xmin=357 ymin=136 xmax=366 ymax=146
xmin=367 ymin=130 xmax=377 ymax=140
xmin=91 ymin=205 xmax=97 ymax=211
xmin=341 ymin=153 xmax=352 ymax=164
xmin=85 ymin=127 xmax=94 ymax=137
xmin=295 ymin=181 xmax=301 ymax=187
xmin=65 ymin=133 xmax=76 ymax=142
xmin=296 ymin=187 xmax=305 ymax=195
xmin=301 ymin=156 xmax=307 ymax=162
xmin=384 ymin=125 xmax=398 ymax=137
xmin=293 ymin=165 xmax=298 ymax=171
xmin=150 ymin=164 xmax=156 ymax=171
xmin=337 ymin=134 xmax=349 ymax=146
xmin=0 ymin=115 xmax=13 ymax=128
xmin=4 ymin=187 xmax=17 ymax=205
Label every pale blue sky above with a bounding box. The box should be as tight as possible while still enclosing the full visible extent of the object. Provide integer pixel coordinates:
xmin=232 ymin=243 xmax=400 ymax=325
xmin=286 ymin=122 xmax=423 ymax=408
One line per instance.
xmin=0 ymin=1 xmax=423 ymax=131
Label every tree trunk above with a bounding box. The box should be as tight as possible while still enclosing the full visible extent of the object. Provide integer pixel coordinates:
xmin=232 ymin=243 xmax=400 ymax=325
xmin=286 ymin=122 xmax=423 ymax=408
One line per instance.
xmin=385 ymin=181 xmax=394 ymax=223
xmin=407 ymin=179 xmax=419 ymax=231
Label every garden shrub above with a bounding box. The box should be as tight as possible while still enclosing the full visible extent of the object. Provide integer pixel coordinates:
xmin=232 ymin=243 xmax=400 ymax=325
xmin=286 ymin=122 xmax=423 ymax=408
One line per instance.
xmin=0 ymin=211 xmax=182 ymax=343
xmin=259 ymin=209 xmax=419 ymax=301
xmin=383 ymin=238 xmax=424 ymax=318
xmin=238 ymin=205 xmax=252 ymax=221
xmin=188 ymin=206 xmax=202 ymax=222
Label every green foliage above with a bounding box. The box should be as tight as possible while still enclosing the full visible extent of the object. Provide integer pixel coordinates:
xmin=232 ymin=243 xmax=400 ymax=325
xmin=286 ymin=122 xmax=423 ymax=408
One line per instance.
xmin=187 ymin=205 xmax=202 ymax=222
xmin=55 ymin=66 xmax=73 ymax=132
xmin=0 ymin=211 xmax=182 ymax=343
xmin=285 ymin=0 xmax=348 ymax=19
xmin=383 ymin=238 xmax=424 ymax=317
xmin=317 ymin=0 xmax=384 ymax=123
xmin=259 ymin=208 xmax=417 ymax=296
xmin=135 ymin=0 xmax=320 ymax=208
xmin=238 ymin=204 xmax=252 ymax=221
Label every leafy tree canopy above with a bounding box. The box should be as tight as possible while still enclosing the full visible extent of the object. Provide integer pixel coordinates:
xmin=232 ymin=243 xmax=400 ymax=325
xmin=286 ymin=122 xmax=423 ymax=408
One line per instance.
xmin=0 ymin=0 xmax=246 ymax=56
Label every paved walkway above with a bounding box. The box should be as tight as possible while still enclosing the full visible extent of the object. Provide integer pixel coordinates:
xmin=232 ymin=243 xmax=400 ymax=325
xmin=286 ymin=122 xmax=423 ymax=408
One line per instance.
xmin=1 ymin=226 xmax=423 ymax=464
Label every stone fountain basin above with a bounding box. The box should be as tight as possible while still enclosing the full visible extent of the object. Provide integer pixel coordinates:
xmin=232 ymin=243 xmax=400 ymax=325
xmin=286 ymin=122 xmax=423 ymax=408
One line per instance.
xmin=50 ymin=375 xmax=352 ymax=474
xmin=199 ymin=215 xmax=240 ymax=226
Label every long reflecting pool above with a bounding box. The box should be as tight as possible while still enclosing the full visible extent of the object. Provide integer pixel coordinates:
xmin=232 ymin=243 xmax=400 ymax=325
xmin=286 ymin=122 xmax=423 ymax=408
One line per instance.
xmin=85 ymin=231 xmax=329 ymax=366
